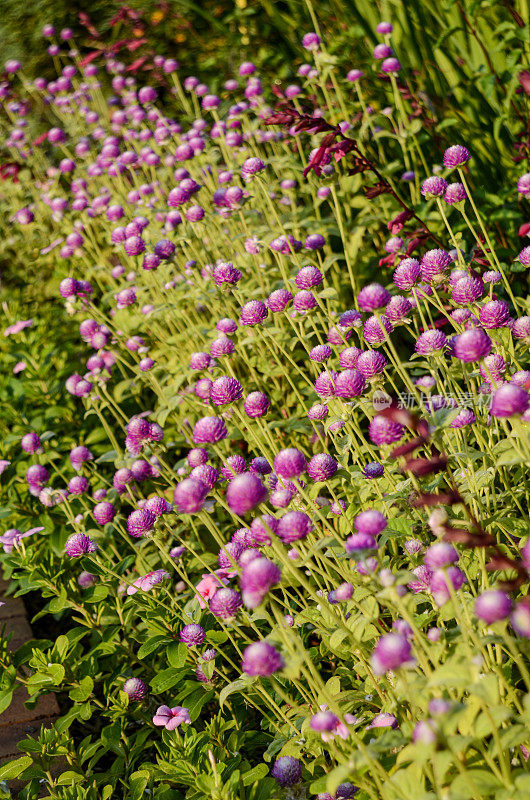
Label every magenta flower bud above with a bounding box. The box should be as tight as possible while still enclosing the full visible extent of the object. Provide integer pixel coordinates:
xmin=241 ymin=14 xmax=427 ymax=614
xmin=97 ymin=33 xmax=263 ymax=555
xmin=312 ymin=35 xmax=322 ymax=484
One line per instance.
xmin=78 ymin=571 xmax=97 ymax=588
xmin=479 ymin=300 xmax=510 ymax=329
xmin=443 ymin=145 xmax=470 ymax=168
xmin=511 ymin=601 xmax=530 ymax=637
xmin=68 ymin=476 xmax=89 ymax=495
xmin=241 ymin=157 xmax=265 ymax=180
xmin=453 ymin=328 xmax=492 ymax=362
xmin=369 ymin=415 xmax=404 ymax=445
xmin=173 ymin=478 xmax=207 ymax=513
xmin=127 ymin=508 xmax=156 ymax=537
xmin=373 ymin=43 xmax=393 ymax=59
xmin=314 ymin=370 xmax=338 ymax=397
xmin=123 ymin=677 xmax=147 ymax=701
xmin=210 ymin=376 xmax=243 ymax=406
xmin=421 ymin=176 xmax=447 ymax=197
xmin=415 ymin=329 xmax=447 ymax=355
xmin=451 ymin=275 xmax=484 ymax=304
xmin=356 ymin=350 xmax=387 ymax=378
xmin=475 ymin=590 xmax=512 ymax=624
xmin=444 ymin=182 xmax=467 ymax=204
xmin=213 ymin=261 xmax=242 ymax=287
xmin=93 ymin=501 xmax=115 ymax=525
xmin=271 ymin=756 xmax=302 ymax=787
xmin=193 ymin=416 xmax=228 ymax=444
xmin=185 ymin=205 xmax=205 ymax=222
xmin=381 ymin=57 xmax=401 ymax=73
xmin=307 ymin=453 xmax=338 ymax=482
xmin=371 ymin=633 xmax=414 ymax=674
xmin=430 ymin=566 xmax=466 ymax=606
xmin=295 ymin=265 xmax=323 ymax=289
xmin=311 ymin=710 xmax=339 ymax=731
xmin=244 ymin=391 xmax=270 ymax=418
xmin=424 ymin=542 xmax=458 ymax=569
xmin=385 ymin=295 xmax=412 ymax=323
xmin=490 ymin=383 xmax=529 ymax=417
xmin=70 ymin=446 xmax=93 ymax=470
xmin=209 ymin=588 xmax=242 ymax=620
xmin=144 ymin=496 xmax=172 ymax=518
xmin=26 ymin=464 xmax=49 ymax=486
xmin=226 ymin=473 xmax=267 ymax=514
xmin=334 ymin=369 xmax=366 ymax=399
xmin=355 ymin=509 xmax=387 ymax=536
xmin=220 ymin=455 xmax=247 ymax=479
xmin=190 ymin=464 xmax=219 ymax=489
xmin=302 ymin=31 xmax=320 ymax=49
xmin=277 ymin=510 xmax=313 ymax=542
xmin=513 ymin=316 xmax=530 ymax=339
xmin=179 ymin=623 xmax=205 ymax=646
xmin=449 ymin=408 xmax=476 ymax=428
xmin=239 ymin=300 xmax=268 ymax=326
xmin=248 ymin=516 xmax=278 ymax=546
xmin=292 ymin=290 xmax=317 ymax=311
xmin=242 ymin=641 xmax=284 ymax=676
xmin=308 ymin=404 xmax=329 ymax=420
xmin=357 ymin=283 xmax=391 ymax=311
xmin=420 ymin=249 xmax=452 ymax=281
xmin=249 ymin=457 xmax=272 ymax=475
xmin=65 ymin=533 xmax=98 ymax=557
xmin=346 ymin=532 xmax=377 ymax=552
xmin=21 ymin=432 xmax=41 ymax=453
xmin=273 ymin=448 xmax=307 ymax=479
xmin=124 ymin=236 xmax=145 ymax=256
xmin=363 ymin=315 xmax=392 ymax=345
xmin=127 ymin=417 xmax=151 ymax=439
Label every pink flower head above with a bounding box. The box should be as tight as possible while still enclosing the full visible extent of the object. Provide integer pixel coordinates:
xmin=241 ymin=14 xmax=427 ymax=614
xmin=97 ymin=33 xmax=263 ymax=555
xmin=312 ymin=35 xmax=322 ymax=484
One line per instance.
xmin=152 ymin=705 xmax=191 ymax=730
xmin=194 ymin=572 xmax=227 ymax=608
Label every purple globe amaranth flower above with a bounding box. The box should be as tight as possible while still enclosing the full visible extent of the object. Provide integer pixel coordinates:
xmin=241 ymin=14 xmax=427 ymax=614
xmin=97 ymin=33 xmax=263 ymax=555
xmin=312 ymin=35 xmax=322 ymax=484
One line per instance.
xmin=334 ymin=369 xmax=366 ymax=399
xmin=21 ymin=432 xmax=41 ymax=453
xmin=277 ymin=510 xmax=313 ymax=542
xmin=123 ymin=677 xmax=147 ymax=701
xmin=209 ymin=376 xmax=243 ymax=406
xmin=180 ymin=624 xmax=205 ymax=646
xmin=381 ymin=57 xmax=401 ymax=73
xmin=363 ymin=462 xmax=384 ymax=478
xmin=244 ymin=391 xmax=270 ymax=418
xmin=373 ymin=43 xmax=393 ymax=59
xmin=475 ymin=590 xmax=512 ymax=624
xmin=173 ymin=478 xmax=207 ymax=513
xmin=65 ymin=533 xmax=98 ymax=557
xmin=241 ymin=557 xmax=281 ymax=607
xmin=302 ymin=31 xmax=320 ymax=49
xmin=226 ymin=473 xmax=268 ymax=514
xmin=68 ymin=476 xmax=89 ymax=495
xmin=339 ymin=309 xmax=362 ymax=329
xmin=239 ymin=300 xmax=268 ymax=326
xmin=193 ymin=416 xmax=228 ymax=444
xmin=93 ymin=501 xmax=116 ymax=525
xmin=451 ymin=275 xmax=484 ymax=304
xmin=356 ymin=350 xmax=387 ymax=378
xmin=314 ymin=370 xmax=338 ymax=397
xmin=308 ymin=404 xmax=329 ymax=420
xmin=371 ymin=633 xmax=414 ymax=674
xmin=242 ymin=640 xmax=284 ymax=676
xmin=212 ymin=261 xmax=242 ymax=287
xmin=273 ymin=448 xmax=307 ymax=479
xmin=363 ymin=315 xmax=393 ymax=345
xmin=430 ymin=566 xmax=467 ymax=606
xmin=249 ymin=515 xmax=278 ymax=545
xmin=249 ymin=457 xmax=272 ymax=475
xmin=271 ymin=756 xmax=302 ymax=787
xmin=305 ymin=233 xmax=326 ymax=250
xmin=339 ymin=347 xmax=361 ymax=369
xmin=421 ymin=176 xmax=447 ymax=197
xmin=190 ymin=464 xmax=219 ymax=490
xmin=70 ymin=445 xmax=93 ymax=470
xmin=209 ymin=588 xmax=242 ymax=620
xmin=24 ymin=465 xmax=48 ymax=488
xmin=512 ymin=316 xmax=530 ymax=339
xmin=443 ymin=144 xmax=470 ymax=168
xmin=220 ymin=455 xmax=247 ymax=479
xmin=479 ymin=300 xmax=510 ymax=329
xmin=310 ymin=345 xmax=332 ymax=363
xmin=295 ymin=265 xmax=322 ymax=289
xmin=385 ymin=236 xmax=403 ymax=254
xmin=293 ymin=290 xmax=317 ymax=311
xmin=311 ymin=710 xmax=339 ymax=731
xmin=307 ymin=453 xmax=338 ymax=481
xmin=241 ymin=157 xmax=265 ymax=180
xmin=490 ymin=383 xmax=529 ymax=417
xmin=420 ymin=249 xmax=452 ymax=281
xmin=357 ymin=283 xmax=391 ymax=311
xmin=393 ymin=258 xmax=420 ymax=290
xmin=267 ymin=289 xmax=293 ymax=312
xmin=517 ymin=173 xmax=530 ymax=195
xmin=218 ymin=541 xmax=244 ymax=569
xmin=144 ymin=496 xmax=172 ymax=518
xmin=449 ymin=408 xmax=476 ymax=428
xmin=424 ymin=542 xmax=458 ymax=569
xmin=345 ymin=532 xmax=377 ymax=552
xmin=369 ymin=414 xmax=404 ymax=445
xmin=453 ymin=328 xmax=492 ymax=362
xmin=124 ymin=236 xmax=145 ymax=256
xmin=415 ymin=329 xmax=447 ymax=355
xmin=385 ymin=295 xmax=412 ymax=323
xmin=210 ymin=337 xmax=235 ymax=357
xmin=216 ymin=318 xmax=238 ymax=335
xmin=511 ymin=601 xmax=530 ymax=638
xmin=355 ymin=509 xmax=387 ymax=535
xmin=444 ymin=182 xmax=467 ymax=204
xmin=127 ymin=508 xmax=156 ymax=537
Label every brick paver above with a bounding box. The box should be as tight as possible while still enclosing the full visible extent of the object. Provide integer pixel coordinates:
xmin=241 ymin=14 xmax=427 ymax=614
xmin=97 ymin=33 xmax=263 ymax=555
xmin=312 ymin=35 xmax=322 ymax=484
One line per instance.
xmin=0 ymin=577 xmax=60 ymax=768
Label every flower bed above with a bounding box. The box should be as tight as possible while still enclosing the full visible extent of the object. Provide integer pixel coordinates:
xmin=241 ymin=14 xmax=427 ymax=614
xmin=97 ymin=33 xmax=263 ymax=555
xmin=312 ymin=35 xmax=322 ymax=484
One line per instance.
xmin=0 ymin=7 xmax=530 ymax=800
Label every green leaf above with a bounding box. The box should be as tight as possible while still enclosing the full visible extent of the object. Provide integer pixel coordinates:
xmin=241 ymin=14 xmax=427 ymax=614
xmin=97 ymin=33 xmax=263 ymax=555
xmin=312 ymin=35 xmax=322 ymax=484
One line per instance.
xmin=150 ymin=668 xmax=183 ymax=693
xmin=449 ymin=769 xmax=502 ymax=799
xmin=0 ymin=756 xmax=33 ymax=781
xmin=167 ymin=642 xmax=188 ymax=669
xmin=69 ymin=676 xmax=94 ymax=702
xmin=219 ymin=677 xmax=253 ymax=708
